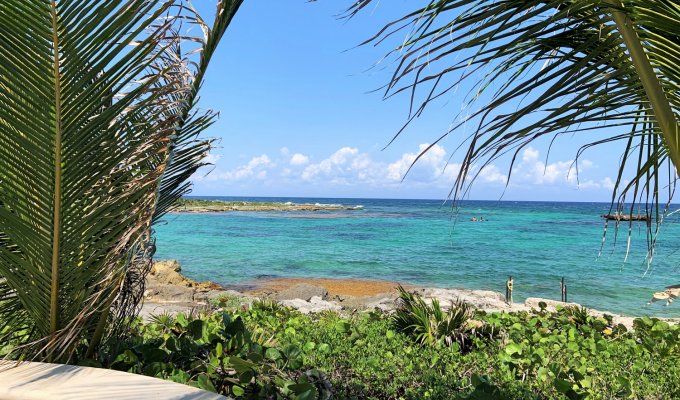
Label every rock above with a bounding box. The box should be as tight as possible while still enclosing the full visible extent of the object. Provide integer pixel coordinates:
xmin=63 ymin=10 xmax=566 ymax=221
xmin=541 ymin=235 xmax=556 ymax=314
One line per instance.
xmin=281 ymin=296 xmax=341 ymax=314
xmin=273 ymin=284 xmax=329 ymax=301
xmin=418 ymin=288 xmax=510 ymax=311
xmin=524 ymin=298 xmax=579 ymax=311
xmin=365 ymin=297 xmax=395 ymax=312
xmin=150 ymin=260 xmax=193 ymax=287
xmin=337 ymin=293 xmax=397 ymax=312
xmin=193 ymin=289 xmax=249 ymax=304
xmin=139 ymin=302 xmax=208 ymax=321
xmin=146 ymin=284 xmax=195 ymax=303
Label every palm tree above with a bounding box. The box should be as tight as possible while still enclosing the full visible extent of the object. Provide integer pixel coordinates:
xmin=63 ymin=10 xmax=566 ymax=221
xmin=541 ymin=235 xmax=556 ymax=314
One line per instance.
xmin=0 ymin=0 xmax=242 ymax=362
xmin=348 ymin=1 xmax=679 ymax=241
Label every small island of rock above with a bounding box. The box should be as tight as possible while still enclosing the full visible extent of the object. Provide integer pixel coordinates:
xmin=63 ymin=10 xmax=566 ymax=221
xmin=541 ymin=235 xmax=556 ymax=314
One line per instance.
xmin=172 ymin=198 xmax=363 ymax=213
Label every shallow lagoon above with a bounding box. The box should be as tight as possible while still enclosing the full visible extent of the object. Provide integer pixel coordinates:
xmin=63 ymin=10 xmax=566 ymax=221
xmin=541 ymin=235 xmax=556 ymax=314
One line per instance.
xmin=155 ymin=197 xmax=680 ymax=317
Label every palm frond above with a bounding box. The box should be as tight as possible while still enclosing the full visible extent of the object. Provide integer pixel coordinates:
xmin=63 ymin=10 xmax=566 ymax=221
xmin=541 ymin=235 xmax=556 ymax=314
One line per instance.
xmin=0 ymin=0 xmax=242 ymax=362
xmin=349 ymin=0 xmax=680 ymax=255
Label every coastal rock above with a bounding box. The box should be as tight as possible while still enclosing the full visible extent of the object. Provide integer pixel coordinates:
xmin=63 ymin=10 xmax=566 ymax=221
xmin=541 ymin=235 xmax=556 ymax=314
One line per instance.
xmin=336 ymin=293 xmax=397 ymax=312
xmin=207 ymin=289 xmax=246 ymax=302
xmin=147 ymin=284 xmax=195 ymax=303
xmin=365 ymin=297 xmax=395 ymax=312
xmin=418 ymin=288 xmax=510 ymax=311
xmin=140 ymin=302 xmax=209 ymax=320
xmin=150 ymin=260 xmax=192 ymax=287
xmin=281 ymin=296 xmax=341 ymax=314
xmin=273 ymin=284 xmax=329 ymax=301
xmin=524 ymin=298 xmax=579 ymax=311
xmin=149 ymin=260 xmax=220 ymax=290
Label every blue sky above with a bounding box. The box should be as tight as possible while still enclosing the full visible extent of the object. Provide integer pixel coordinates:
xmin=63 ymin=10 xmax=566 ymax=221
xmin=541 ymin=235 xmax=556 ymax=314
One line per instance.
xmin=189 ymin=0 xmax=628 ymax=201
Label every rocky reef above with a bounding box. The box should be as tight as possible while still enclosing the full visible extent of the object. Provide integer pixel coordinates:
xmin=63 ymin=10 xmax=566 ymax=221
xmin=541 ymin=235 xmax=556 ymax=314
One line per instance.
xmin=171 ymin=198 xmax=362 ymax=213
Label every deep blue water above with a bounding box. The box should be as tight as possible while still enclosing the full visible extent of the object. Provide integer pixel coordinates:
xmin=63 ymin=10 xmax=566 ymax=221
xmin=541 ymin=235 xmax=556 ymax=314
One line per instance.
xmin=154 ymin=197 xmax=680 ymax=317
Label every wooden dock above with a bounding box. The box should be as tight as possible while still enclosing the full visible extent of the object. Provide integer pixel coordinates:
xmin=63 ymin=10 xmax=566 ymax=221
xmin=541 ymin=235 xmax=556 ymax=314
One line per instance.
xmin=601 ymin=213 xmax=650 ymax=222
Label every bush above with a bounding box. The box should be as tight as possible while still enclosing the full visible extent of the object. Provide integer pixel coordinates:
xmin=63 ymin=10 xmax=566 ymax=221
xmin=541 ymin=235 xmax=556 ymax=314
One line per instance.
xmin=99 ymin=311 xmax=331 ymax=399
xmin=72 ymin=303 xmax=679 ymax=399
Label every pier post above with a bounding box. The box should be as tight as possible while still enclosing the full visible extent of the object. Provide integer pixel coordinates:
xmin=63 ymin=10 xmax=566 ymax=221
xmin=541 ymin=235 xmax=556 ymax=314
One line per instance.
xmin=506 ymin=276 xmax=513 ymax=303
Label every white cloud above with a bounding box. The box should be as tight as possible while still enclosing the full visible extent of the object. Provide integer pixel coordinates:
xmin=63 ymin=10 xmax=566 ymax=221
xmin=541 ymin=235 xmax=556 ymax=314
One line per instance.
xmin=522 ymin=147 xmax=539 ymax=163
xmin=206 ymin=154 xmax=273 ymax=182
xmin=197 ymin=144 xmax=616 ymax=196
xmin=600 ymin=177 xmax=616 ymax=191
xmin=576 ymin=177 xmax=617 ymax=190
xmin=290 ymin=153 xmax=310 ymax=166
xmin=514 ymin=146 xmax=591 ymax=185
xmin=386 ymin=143 xmax=461 ymax=184
xmin=302 ymin=147 xmax=361 ymax=181
xmin=203 ymin=153 xmax=221 ymax=164
xmin=478 ymin=165 xmax=507 ymax=184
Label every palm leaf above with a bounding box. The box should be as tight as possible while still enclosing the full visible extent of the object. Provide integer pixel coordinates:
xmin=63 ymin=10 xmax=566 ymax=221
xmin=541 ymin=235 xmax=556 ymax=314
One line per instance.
xmin=0 ymin=0 xmax=242 ymax=362
xmin=349 ymin=0 xmax=680 ymax=258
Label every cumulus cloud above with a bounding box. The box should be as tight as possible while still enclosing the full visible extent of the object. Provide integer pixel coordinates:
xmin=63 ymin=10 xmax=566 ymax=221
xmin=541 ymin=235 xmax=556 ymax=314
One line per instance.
xmin=206 ymin=154 xmax=273 ymax=182
xmin=203 ymin=153 xmax=222 ymax=164
xmin=509 ymin=146 xmax=621 ymax=192
xmin=386 ymin=143 xmax=462 ymax=184
xmin=301 ymin=147 xmax=361 ymax=181
xmin=289 ymin=153 xmax=309 ymax=166
xmin=197 ymin=144 xmax=616 ymax=195
xmin=514 ymin=146 xmax=591 ymax=185
xmin=600 ymin=177 xmax=616 ymax=191
xmin=478 ymin=165 xmax=507 ymax=184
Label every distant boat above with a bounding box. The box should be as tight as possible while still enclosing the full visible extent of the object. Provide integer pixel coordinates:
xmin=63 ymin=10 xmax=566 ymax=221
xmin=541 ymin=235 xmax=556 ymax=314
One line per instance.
xmin=601 ymin=213 xmax=650 ymax=222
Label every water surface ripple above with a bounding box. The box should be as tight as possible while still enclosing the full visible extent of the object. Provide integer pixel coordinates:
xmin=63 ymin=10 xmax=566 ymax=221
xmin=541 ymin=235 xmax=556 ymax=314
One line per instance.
xmin=154 ymin=197 xmax=680 ymax=317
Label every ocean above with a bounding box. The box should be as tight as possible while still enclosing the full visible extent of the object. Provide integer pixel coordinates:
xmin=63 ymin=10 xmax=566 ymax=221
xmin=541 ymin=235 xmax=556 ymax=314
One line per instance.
xmin=154 ymin=197 xmax=680 ymax=317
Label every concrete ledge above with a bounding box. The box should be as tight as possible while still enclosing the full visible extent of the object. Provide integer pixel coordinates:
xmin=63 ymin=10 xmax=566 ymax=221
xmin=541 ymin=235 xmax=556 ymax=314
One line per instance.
xmin=0 ymin=362 xmax=228 ymax=400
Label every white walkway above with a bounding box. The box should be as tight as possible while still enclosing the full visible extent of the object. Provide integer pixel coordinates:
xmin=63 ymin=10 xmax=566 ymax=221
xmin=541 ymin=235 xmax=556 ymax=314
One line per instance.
xmin=0 ymin=362 xmax=229 ymax=400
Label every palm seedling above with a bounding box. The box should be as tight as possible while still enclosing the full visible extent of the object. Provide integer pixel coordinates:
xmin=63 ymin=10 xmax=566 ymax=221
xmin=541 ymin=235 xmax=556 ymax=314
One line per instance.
xmin=0 ymin=0 xmax=242 ymax=362
xmin=393 ymin=285 xmax=485 ymax=350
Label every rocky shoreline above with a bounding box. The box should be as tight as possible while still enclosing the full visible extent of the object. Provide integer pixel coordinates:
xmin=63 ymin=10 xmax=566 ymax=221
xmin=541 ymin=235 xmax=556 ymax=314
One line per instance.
xmin=141 ymin=260 xmax=678 ymax=329
xmin=171 ymin=199 xmax=362 ymax=213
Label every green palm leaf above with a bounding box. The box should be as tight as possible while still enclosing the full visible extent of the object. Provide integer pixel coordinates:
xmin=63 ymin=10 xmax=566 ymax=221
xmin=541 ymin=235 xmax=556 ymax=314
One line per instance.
xmin=0 ymin=0 xmax=242 ymax=362
xmin=349 ymin=0 xmax=680 ymax=255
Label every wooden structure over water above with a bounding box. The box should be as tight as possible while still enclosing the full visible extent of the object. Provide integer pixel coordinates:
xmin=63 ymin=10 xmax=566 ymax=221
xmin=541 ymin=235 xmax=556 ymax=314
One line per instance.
xmin=601 ymin=213 xmax=650 ymax=222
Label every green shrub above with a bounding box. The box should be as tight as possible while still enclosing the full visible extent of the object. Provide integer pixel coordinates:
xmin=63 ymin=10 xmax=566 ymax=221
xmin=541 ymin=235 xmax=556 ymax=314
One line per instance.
xmin=74 ymin=303 xmax=679 ymax=399
xmin=99 ymin=311 xmax=331 ymax=399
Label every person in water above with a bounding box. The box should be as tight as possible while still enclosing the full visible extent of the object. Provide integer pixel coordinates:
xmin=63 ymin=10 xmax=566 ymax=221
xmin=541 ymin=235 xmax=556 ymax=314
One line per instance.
xmin=471 ymin=217 xmax=477 ymax=222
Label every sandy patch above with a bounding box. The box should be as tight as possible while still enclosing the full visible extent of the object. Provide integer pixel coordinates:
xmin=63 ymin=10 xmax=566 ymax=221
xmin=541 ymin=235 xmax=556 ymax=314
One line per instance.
xmin=246 ymin=277 xmax=407 ymax=297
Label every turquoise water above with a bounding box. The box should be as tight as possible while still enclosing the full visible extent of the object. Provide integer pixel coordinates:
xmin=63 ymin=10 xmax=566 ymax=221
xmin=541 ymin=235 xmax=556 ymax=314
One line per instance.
xmin=154 ymin=197 xmax=680 ymax=317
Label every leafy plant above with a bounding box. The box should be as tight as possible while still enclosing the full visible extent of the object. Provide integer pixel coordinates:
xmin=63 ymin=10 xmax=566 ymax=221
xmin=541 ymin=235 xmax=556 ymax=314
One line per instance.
xmin=86 ymin=302 xmax=680 ymax=399
xmin=246 ymin=302 xmax=678 ymax=399
xmin=0 ymin=0 xmax=242 ymax=362
xmin=105 ymin=311 xmax=332 ymax=399
xmin=392 ymin=285 xmax=489 ymax=350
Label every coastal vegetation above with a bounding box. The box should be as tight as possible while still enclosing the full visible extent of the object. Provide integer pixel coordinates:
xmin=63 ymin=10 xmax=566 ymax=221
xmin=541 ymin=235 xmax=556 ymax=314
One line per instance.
xmin=1 ymin=1 xmax=678 ymax=399
xmin=0 ymin=0 xmax=242 ymax=362
xmin=65 ymin=293 xmax=679 ymax=399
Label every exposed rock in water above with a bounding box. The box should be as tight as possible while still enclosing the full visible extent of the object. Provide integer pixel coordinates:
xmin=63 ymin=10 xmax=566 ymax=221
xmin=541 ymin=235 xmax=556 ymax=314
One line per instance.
xmin=172 ymin=198 xmax=362 ymax=213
